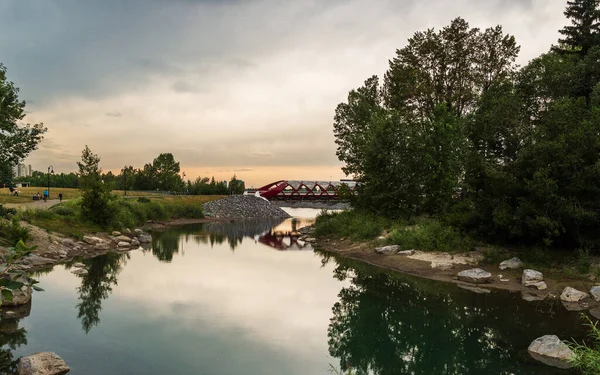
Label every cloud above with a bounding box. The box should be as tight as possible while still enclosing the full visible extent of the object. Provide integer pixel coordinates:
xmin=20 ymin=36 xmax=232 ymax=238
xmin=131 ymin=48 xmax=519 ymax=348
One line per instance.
xmin=1 ymin=0 xmax=568 ymax=185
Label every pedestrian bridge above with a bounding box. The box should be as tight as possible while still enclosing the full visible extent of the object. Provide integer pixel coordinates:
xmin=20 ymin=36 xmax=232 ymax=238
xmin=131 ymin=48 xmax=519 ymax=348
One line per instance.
xmin=253 ymin=180 xmax=357 ymax=201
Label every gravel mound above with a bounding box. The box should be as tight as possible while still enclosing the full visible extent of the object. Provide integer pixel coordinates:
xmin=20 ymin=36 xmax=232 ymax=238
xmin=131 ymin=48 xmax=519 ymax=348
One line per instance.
xmin=203 ymin=195 xmax=291 ymax=219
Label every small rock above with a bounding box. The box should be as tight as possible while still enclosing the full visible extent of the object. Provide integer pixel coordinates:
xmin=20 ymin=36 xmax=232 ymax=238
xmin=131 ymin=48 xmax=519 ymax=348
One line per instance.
xmin=61 ymin=238 xmax=75 ymax=247
xmin=377 ymin=236 xmax=386 ymax=240
xmin=431 ymin=262 xmax=454 ymax=271
xmin=138 ymin=234 xmax=152 ymax=243
xmin=82 ymin=236 xmax=101 ymax=245
xmin=94 ymin=242 xmax=110 ymax=251
xmin=457 ymin=268 xmax=491 ymax=284
xmin=18 ymin=351 xmax=70 ymax=375
xmin=115 ymin=235 xmax=132 ymax=243
xmin=590 ymin=286 xmax=600 ymax=301
xmin=117 ymin=242 xmax=131 ymax=248
xmin=111 ymin=231 xmax=121 ymax=236
xmin=375 ymin=245 xmax=400 ymax=255
xmin=522 ymin=291 xmax=547 ymax=302
xmin=398 ymin=250 xmax=415 ymax=256
xmin=58 ymin=250 xmax=67 ymax=258
xmin=131 ymin=239 xmax=140 ymax=247
xmin=134 ymin=228 xmax=144 ymax=235
xmin=499 ymin=278 xmax=510 ymax=282
xmin=589 ymin=307 xmax=600 ymax=319
xmin=560 ymin=287 xmax=589 ymax=303
xmin=125 ymin=228 xmax=132 ymax=234
xmin=499 ymin=257 xmax=524 ymax=270
xmin=71 ymin=268 xmax=88 ymax=276
xmin=72 ymin=263 xmax=85 ymax=269
xmin=529 ymin=281 xmax=548 ymax=290
xmin=522 ymin=269 xmax=544 ymax=287
xmin=528 ymin=335 xmax=574 ymax=369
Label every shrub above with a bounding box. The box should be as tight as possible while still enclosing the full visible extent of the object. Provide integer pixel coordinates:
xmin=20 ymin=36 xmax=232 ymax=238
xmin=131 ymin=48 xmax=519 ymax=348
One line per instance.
xmin=0 ymin=204 xmax=16 ymax=218
xmin=568 ymin=316 xmax=600 ymax=375
xmin=387 ymin=219 xmax=472 ymax=252
xmin=0 ymin=217 xmax=30 ymax=245
xmin=52 ymin=205 xmax=76 ymax=217
xmin=314 ymin=210 xmax=386 ymax=241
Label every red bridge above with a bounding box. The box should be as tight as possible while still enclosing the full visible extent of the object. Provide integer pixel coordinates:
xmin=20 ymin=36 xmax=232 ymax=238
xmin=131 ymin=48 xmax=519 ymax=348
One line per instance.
xmin=253 ymin=180 xmax=358 ymax=201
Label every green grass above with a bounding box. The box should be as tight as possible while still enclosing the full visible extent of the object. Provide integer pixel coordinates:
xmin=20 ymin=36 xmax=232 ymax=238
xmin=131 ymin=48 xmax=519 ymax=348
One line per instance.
xmin=313 ymin=210 xmax=387 ymax=241
xmin=568 ymin=316 xmax=600 ymax=374
xmin=386 ymin=219 xmax=473 ymax=252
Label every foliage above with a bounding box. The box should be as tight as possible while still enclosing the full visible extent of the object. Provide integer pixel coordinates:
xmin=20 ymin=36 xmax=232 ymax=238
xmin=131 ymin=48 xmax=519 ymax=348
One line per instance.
xmin=228 ymin=174 xmax=245 ymax=195
xmin=0 ymin=217 xmax=29 ymax=245
xmin=0 ymin=240 xmax=43 ymax=306
xmin=314 ymin=210 xmax=386 ymax=241
xmin=77 ymin=146 xmax=115 ymax=227
xmin=387 ymin=219 xmax=473 ymax=252
xmin=0 ymin=64 xmax=47 ymax=167
xmin=568 ymin=315 xmax=600 ymax=374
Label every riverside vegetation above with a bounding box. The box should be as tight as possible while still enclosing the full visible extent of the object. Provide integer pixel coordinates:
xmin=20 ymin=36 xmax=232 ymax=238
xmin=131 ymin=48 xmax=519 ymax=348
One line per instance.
xmin=317 ymin=0 xmax=600 ymax=372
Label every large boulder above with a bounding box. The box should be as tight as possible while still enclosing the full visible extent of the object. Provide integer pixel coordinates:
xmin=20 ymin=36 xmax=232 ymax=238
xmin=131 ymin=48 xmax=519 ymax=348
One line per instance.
xmin=527 ymin=335 xmax=574 ymax=369
xmin=590 ymin=286 xmax=600 ymax=302
xmin=18 ymin=351 xmax=70 ymax=375
xmin=138 ymin=234 xmax=152 ymax=243
xmin=560 ymin=287 xmax=589 ymax=303
xmin=2 ymin=287 xmax=32 ymax=306
xmin=114 ymin=235 xmax=132 ymax=243
xmin=499 ymin=257 xmax=523 ymax=270
xmin=522 ymin=269 xmax=544 ymax=287
xmin=457 ymin=268 xmax=491 ymax=284
xmin=375 ymin=245 xmax=400 ymax=255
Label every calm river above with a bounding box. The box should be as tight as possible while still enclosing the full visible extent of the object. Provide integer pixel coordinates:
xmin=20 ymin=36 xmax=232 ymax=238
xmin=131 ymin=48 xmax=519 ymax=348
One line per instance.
xmin=0 ymin=208 xmax=588 ymax=374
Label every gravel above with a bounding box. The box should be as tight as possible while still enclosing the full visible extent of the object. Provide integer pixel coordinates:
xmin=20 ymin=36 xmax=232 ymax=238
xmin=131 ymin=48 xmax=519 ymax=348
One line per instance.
xmin=203 ymin=195 xmax=291 ymax=219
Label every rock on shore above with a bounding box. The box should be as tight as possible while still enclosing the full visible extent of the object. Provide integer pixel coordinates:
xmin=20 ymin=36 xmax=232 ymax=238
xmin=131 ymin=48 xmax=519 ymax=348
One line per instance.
xmin=203 ymin=196 xmax=291 ymax=219
xmin=528 ymin=335 xmax=574 ymax=369
xmin=18 ymin=351 xmax=70 ymax=375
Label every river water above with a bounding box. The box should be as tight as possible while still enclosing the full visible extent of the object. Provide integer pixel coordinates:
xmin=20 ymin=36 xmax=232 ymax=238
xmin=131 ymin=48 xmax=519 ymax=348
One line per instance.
xmin=0 ymin=208 xmax=589 ymax=374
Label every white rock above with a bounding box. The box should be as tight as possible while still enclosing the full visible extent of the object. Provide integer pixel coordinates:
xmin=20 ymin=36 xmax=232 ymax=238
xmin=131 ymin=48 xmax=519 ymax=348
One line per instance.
xmin=61 ymin=238 xmax=75 ymax=247
xmin=375 ymin=245 xmax=400 ymax=255
xmin=560 ymin=287 xmax=589 ymax=303
xmin=18 ymin=351 xmax=70 ymax=375
xmin=138 ymin=234 xmax=152 ymax=243
xmin=499 ymin=257 xmax=524 ymax=270
xmin=528 ymin=335 xmax=574 ymax=369
xmin=94 ymin=242 xmax=110 ymax=251
xmin=117 ymin=241 xmax=131 ymax=248
xmin=397 ymin=250 xmax=415 ymax=256
xmin=457 ymin=268 xmax=491 ymax=284
xmin=111 ymin=231 xmax=121 ymax=236
xmin=131 ymin=239 xmax=140 ymax=247
xmin=82 ymin=236 xmax=101 ymax=245
xmin=115 ymin=235 xmax=132 ymax=243
xmin=125 ymin=228 xmax=132 ymax=234
xmin=590 ymin=286 xmax=600 ymax=301
xmin=71 ymin=268 xmax=88 ymax=276
xmin=134 ymin=228 xmax=144 ymax=235
xmin=529 ymin=281 xmax=548 ymax=290
xmin=431 ymin=262 xmax=454 ymax=271
xmin=522 ymin=269 xmax=544 ymax=287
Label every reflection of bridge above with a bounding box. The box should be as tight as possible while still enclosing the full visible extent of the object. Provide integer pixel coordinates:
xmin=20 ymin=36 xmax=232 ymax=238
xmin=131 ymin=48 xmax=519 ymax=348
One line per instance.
xmin=255 ymin=180 xmax=358 ymax=201
xmin=258 ymin=230 xmax=313 ymax=251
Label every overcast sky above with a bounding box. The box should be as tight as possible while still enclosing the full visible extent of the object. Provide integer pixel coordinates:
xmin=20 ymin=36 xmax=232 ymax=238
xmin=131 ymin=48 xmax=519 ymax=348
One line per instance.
xmin=1 ymin=0 xmax=566 ymax=186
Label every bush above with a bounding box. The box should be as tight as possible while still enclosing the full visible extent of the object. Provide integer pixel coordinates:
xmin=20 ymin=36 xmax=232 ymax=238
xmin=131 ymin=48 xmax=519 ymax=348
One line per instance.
xmin=0 ymin=217 xmax=30 ymax=245
xmin=0 ymin=204 xmax=16 ymax=218
xmin=387 ymin=219 xmax=472 ymax=252
xmin=137 ymin=197 xmax=151 ymax=203
xmin=52 ymin=205 xmax=76 ymax=217
xmin=568 ymin=316 xmax=600 ymax=375
xmin=314 ymin=210 xmax=386 ymax=241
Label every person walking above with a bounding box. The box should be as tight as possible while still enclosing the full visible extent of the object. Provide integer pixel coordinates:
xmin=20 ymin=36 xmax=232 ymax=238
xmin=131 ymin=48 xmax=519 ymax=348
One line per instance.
xmin=59 ymin=193 xmax=63 ymax=202
xmin=43 ymin=189 xmax=48 ymax=201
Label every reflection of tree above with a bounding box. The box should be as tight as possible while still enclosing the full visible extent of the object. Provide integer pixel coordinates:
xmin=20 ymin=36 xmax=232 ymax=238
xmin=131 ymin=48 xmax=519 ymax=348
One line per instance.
xmin=325 ymin=255 xmax=585 ymax=375
xmin=151 ymin=230 xmax=181 ymax=262
xmin=76 ymin=252 xmax=127 ymax=333
xmin=0 ymin=317 xmax=28 ymax=374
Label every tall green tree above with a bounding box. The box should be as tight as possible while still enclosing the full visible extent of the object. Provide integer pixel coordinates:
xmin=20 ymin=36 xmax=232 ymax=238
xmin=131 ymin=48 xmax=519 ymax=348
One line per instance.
xmin=77 ymin=146 xmax=114 ymax=226
xmin=152 ymin=153 xmax=181 ymax=191
xmin=0 ymin=64 xmax=46 ymax=178
xmin=555 ymin=0 xmax=600 ymax=56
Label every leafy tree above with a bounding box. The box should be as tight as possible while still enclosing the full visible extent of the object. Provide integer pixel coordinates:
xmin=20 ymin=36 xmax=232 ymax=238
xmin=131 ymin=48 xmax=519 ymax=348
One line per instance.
xmin=0 ymin=64 xmax=46 ymax=168
xmin=77 ymin=146 xmax=114 ymax=227
xmin=118 ymin=165 xmax=136 ymax=195
xmin=152 ymin=153 xmax=181 ymax=191
xmin=555 ymin=0 xmax=600 ymax=56
xmin=228 ymin=174 xmax=245 ymax=194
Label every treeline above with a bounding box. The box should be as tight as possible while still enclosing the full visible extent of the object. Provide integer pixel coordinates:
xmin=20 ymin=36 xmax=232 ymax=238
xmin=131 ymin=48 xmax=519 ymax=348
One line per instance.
xmin=14 ymin=153 xmax=245 ymax=195
xmin=335 ymin=0 xmax=600 ymax=250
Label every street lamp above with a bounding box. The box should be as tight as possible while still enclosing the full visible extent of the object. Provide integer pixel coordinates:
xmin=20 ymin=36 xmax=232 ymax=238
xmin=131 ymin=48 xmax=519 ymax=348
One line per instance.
xmin=47 ymin=165 xmax=54 ymax=199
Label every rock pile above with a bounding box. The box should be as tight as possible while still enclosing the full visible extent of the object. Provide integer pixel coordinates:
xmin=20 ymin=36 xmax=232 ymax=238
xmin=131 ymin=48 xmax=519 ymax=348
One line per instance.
xmin=203 ymin=196 xmax=291 ymax=219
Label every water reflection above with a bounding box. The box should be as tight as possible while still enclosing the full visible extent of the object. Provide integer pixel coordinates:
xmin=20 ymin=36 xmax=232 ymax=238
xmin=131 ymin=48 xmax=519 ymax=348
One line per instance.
xmin=0 ymin=304 xmax=30 ymax=374
xmin=322 ymin=252 xmax=583 ymax=375
xmin=76 ymin=253 xmax=129 ymax=333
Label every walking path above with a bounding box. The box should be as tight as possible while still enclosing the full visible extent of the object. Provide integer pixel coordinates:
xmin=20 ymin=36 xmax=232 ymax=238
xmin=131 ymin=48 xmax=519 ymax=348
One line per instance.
xmin=4 ymin=199 xmax=64 ymax=210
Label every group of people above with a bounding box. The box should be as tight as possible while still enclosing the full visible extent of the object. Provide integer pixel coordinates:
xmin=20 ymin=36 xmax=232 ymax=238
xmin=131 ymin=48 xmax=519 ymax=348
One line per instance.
xmin=33 ymin=191 xmax=63 ymax=202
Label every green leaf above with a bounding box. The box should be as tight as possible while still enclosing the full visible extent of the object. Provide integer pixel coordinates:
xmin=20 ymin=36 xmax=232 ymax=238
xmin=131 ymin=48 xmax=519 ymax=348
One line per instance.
xmin=1 ymin=289 xmax=13 ymax=302
xmin=32 ymin=285 xmax=44 ymax=292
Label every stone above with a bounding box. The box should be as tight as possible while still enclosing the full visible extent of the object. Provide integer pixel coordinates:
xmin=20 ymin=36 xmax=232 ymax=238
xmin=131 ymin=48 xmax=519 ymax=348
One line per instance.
xmin=375 ymin=245 xmax=400 ymax=255
xmin=499 ymin=257 xmax=523 ymax=270
xmin=457 ymin=268 xmax=491 ymax=284
xmin=94 ymin=242 xmax=110 ymax=251
xmin=18 ymin=351 xmax=70 ymax=375
xmin=397 ymin=250 xmax=415 ymax=256
xmin=117 ymin=242 xmax=131 ymax=248
xmin=111 ymin=231 xmax=121 ymax=236
xmin=71 ymin=268 xmax=88 ymax=276
xmin=124 ymin=228 xmax=132 ymax=234
xmin=115 ymin=235 xmax=132 ymax=243
xmin=138 ymin=234 xmax=152 ymax=243
xmin=22 ymin=255 xmax=55 ymax=268
xmin=304 ymin=237 xmax=316 ymax=243
xmin=562 ymin=301 xmax=587 ymax=311
xmin=528 ymin=335 xmax=574 ymax=369
xmin=560 ymin=287 xmax=589 ymax=302
xmin=458 ymin=285 xmax=491 ymax=294
xmin=522 ymin=269 xmax=544 ymax=287
xmin=590 ymin=286 xmax=600 ymax=301
xmin=82 ymin=236 xmax=101 ymax=245
xmin=58 ymin=250 xmax=67 ymax=258
xmin=203 ymin=195 xmax=291 ymax=219
xmin=522 ymin=291 xmax=547 ymax=302
xmin=131 ymin=239 xmax=140 ymax=247
xmin=529 ymin=281 xmax=548 ymax=290
xmin=589 ymin=307 xmax=600 ymax=319
xmin=61 ymin=238 xmax=75 ymax=247
xmin=134 ymin=228 xmax=144 ymax=235
xmin=2 ymin=287 xmax=32 ymax=306
xmin=431 ymin=262 xmax=454 ymax=271
xmin=72 ymin=263 xmax=85 ymax=269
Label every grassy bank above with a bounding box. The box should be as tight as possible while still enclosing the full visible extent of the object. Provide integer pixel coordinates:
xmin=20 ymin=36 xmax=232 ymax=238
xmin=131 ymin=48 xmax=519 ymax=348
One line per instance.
xmin=313 ymin=210 xmax=600 ymax=280
xmin=18 ymin=195 xmax=221 ymax=238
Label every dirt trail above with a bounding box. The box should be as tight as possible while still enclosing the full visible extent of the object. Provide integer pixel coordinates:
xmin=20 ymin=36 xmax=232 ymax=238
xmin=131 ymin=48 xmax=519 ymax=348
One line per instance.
xmin=4 ymin=199 xmax=64 ymax=210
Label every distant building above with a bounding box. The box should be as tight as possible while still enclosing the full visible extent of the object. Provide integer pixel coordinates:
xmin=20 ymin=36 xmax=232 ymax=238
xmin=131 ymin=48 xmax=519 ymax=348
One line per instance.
xmin=12 ymin=163 xmax=33 ymax=178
